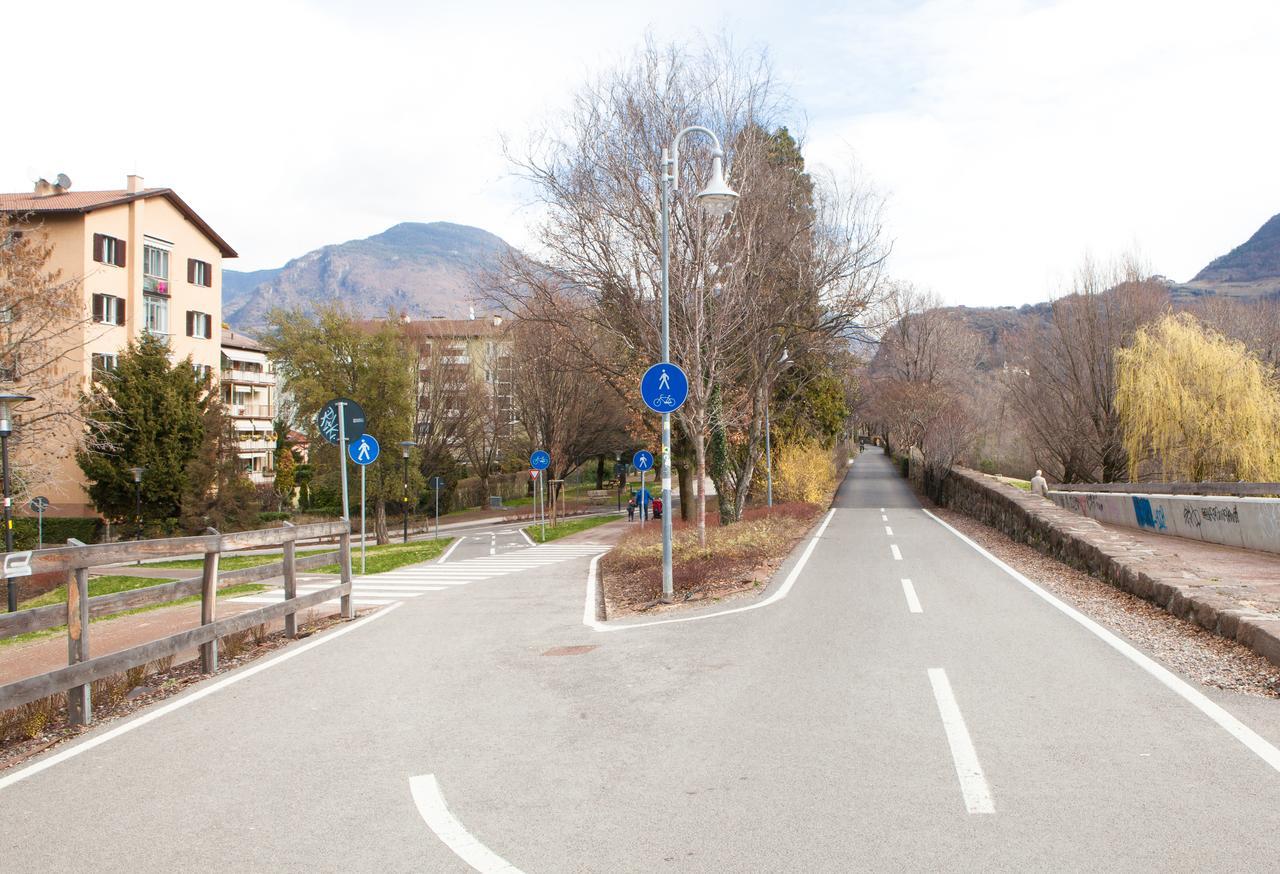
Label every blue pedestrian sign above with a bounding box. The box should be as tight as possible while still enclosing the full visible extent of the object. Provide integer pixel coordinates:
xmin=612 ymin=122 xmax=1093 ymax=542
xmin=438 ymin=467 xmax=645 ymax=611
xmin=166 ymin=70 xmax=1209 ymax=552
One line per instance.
xmin=349 ymin=434 xmax=380 ymax=466
xmin=640 ymin=363 xmax=688 ymax=413
xmin=530 ymin=449 xmax=551 ymax=470
xmin=632 ymin=450 xmax=654 ymax=471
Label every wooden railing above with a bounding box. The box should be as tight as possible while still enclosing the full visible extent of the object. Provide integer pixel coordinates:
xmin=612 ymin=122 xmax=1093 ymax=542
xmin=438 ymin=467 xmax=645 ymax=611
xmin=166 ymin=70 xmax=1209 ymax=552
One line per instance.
xmin=1051 ymin=482 xmax=1280 ymax=497
xmin=0 ymin=520 xmax=353 ymax=727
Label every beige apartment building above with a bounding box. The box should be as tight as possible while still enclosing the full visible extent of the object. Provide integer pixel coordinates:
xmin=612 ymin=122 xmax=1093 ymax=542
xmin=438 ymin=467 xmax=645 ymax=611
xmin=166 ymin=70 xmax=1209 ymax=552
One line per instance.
xmin=221 ymin=330 xmax=277 ymax=485
xmin=0 ymin=175 xmax=236 ymax=516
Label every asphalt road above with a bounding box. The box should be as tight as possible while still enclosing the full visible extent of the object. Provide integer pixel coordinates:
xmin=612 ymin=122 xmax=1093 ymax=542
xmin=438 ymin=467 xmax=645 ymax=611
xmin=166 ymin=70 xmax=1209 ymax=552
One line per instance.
xmin=4 ymin=449 xmax=1280 ymax=871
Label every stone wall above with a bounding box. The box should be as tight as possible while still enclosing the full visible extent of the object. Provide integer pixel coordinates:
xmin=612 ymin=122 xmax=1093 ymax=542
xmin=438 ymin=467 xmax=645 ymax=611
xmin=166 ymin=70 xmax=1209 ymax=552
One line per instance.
xmin=1047 ymin=490 xmax=1280 ymax=555
xmin=934 ymin=466 xmax=1280 ymax=669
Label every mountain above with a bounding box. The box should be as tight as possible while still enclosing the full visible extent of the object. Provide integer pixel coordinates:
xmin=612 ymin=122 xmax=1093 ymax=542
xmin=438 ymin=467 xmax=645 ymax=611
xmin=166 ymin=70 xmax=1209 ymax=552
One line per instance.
xmin=1175 ymin=212 xmax=1280 ymax=299
xmin=222 ymin=222 xmax=512 ymax=331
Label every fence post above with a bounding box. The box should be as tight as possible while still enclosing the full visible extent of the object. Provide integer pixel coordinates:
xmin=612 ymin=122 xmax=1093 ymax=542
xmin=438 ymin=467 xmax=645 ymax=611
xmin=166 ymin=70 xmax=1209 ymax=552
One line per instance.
xmin=200 ymin=528 xmax=221 ymax=673
xmin=65 ymin=538 xmax=91 ymax=726
xmin=282 ymin=521 xmax=298 ymax=638
xmin=339 ymin=527 xmax=354 ymax=620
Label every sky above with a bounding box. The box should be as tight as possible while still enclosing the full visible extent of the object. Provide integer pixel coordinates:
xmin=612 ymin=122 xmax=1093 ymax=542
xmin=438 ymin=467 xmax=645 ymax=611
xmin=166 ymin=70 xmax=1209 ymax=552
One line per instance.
xmin=4 ymin=0 xmax=1278 ymax=307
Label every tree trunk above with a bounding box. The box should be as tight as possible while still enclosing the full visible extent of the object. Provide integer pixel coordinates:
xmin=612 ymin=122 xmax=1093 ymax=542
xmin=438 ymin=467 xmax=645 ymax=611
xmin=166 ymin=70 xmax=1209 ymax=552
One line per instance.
xmin=374 ymin=497 xmax=389 ymax=545
xmin=676 ymin=463 xmax=692 ymax=521
xmin=694 ymin=431 xmax=707 ymax=547
xmin=595 ymin=454 xmax=605 ymax=490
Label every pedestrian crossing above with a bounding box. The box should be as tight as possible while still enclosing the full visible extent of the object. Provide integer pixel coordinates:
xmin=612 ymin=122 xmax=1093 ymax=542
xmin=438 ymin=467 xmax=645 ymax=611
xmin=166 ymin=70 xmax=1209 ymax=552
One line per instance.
xmin=231 ymin=543 xmax=610 ymax=608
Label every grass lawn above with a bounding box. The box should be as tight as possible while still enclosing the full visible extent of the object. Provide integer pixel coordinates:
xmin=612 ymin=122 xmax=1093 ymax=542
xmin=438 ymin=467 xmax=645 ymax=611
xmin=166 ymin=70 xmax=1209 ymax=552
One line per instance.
xmin=525 ymin=513 xmax=622 ymax=544
xmin=146 ymin=547 xmax=331 ymax=571
xmin=4 ymin=580 xmax=268 ymax=648
xmin=312 ymin=538 xmax=454 ymax=575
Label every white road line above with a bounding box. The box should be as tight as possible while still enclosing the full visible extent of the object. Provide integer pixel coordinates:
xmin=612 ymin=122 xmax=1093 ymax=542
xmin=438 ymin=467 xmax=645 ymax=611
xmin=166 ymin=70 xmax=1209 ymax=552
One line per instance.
xmin=586 ymin=509 xmax=837 ymax=631
xmin=924 ymin=508 xmax=1280 ymax=775
xmin=881 ymin=514 xmax=888 ymax=522
xmin=0 ymin=604 xmax=404 ymax=792
xmin=410 ymin=774 xmax=524 ymax=873
xmin=901 ymin=579 xmax=923 ymax=613
xmin=891 ymin=544 xmax=902 ymax=561
xmin=885 ymin=526 xmax=894 ymax=536
xmin=928 ymin=668 xmax=995 ymax=814
xmin=518 ymin=528 xmax=536 ymax=547
xmin=436 ymin=538 xmax=463 ymax=564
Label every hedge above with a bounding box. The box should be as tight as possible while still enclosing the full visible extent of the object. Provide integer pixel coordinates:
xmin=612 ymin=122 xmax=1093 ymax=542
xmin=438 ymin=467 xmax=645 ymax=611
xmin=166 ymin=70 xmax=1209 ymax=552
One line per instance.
xmin=12 ymin=516 xmax=103 ymax=549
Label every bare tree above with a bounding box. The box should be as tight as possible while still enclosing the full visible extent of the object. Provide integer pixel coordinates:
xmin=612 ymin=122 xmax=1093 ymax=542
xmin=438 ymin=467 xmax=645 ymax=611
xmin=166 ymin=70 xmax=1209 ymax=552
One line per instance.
xmin=1004 ymin=256 xmax=1168 ymax=482
xmin=0 ymin=214 xmax=104 ymax=498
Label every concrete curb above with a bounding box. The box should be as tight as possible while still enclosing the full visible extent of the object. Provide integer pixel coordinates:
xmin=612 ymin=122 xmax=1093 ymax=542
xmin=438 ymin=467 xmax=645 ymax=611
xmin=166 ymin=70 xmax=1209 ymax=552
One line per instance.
xmin=939 ymin=466 xmax=1280 ymax=671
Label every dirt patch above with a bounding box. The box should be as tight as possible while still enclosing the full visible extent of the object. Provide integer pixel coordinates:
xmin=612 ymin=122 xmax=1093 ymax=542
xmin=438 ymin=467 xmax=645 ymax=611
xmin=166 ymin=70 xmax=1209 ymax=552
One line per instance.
xmin=0 ymin=607 xmax=371 ymax=772
xmin=601 ymin=503 xmax=822 ymax=617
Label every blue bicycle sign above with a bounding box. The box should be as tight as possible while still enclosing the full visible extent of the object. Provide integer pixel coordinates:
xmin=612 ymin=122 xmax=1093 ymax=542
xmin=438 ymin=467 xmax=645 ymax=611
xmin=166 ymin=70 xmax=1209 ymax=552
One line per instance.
xmin=530 ymin=449 xmax=551 ymax=470
xmin=640 ymin=363 xmax=688 ymax=413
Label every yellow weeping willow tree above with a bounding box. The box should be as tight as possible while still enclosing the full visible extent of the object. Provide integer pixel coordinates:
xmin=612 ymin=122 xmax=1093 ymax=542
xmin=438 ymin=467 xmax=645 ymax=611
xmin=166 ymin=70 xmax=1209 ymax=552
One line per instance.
xmin=1115 ymin=312 xmax=1280 ymax=482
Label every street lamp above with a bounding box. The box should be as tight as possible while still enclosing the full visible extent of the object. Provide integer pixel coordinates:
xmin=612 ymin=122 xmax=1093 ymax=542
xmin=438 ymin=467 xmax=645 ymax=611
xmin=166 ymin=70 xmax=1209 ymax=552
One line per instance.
xmin=399 ymin=440 xmax=415 ymax=544
xmin=0 ymin=391 xmax=34 ymax=613
xmin=658 ymin=125 xmax=739 ymax=601
xmin=764 ymin=345 xmax=790 ymax=509
xmin=129 ymin=466 xmax=145 ymax=541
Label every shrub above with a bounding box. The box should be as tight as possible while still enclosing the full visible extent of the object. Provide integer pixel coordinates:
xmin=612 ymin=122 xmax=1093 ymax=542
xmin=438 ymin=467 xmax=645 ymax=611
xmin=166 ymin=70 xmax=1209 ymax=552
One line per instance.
xmin=257 ymin=511 xmax=292 ymax=524
xmin=13 ymin=516 xmax=103 ymax=549
xmin=773 ymin=441 xmax=837 ymax=505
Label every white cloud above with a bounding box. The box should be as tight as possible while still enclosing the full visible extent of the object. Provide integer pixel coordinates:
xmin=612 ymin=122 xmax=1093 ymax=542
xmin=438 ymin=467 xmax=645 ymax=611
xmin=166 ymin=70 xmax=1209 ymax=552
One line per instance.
xmin=4 ymin=0 xmax=1278 ymax=307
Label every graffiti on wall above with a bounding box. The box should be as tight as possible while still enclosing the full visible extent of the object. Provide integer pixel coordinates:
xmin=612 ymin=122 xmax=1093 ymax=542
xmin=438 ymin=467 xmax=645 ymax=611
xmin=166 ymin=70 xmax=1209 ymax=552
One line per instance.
xmin=1132 ymin=496 xmax=1168 ymax=531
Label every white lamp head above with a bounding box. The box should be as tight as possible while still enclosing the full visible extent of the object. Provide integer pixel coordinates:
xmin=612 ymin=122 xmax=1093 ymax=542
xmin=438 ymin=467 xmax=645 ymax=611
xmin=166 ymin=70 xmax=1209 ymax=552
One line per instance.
xmin=399 ymin=440 xmax=415 ymax=459
xmin=696 ymin=153 xmax=738 ymax=219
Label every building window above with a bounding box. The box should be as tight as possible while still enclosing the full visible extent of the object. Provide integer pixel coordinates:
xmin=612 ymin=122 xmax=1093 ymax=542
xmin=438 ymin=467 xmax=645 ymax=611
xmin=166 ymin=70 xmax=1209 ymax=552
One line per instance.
xmin=0 ymin=353 xmax=18 ymax=382
xmin=144 ymin=295 xmax=169 ymax=336
xmin=192 ymin=363 xmax=212 ymax=382
xmin=92 ymin=352 xmax=118 ymax=375
xmin=0 ymin=304 xmax=15 ymax=324
xmin=92 ymin=233 xmax=125 ymax=267
xmin=188 ymin=258 xmax=212 ymax=288
xmin=91 ymin=293 xmax=125 ymax=326
xmin=186 ymin=311 xmax=211 ymax=339
xmin=143 ymin=244 xmax=170 ymax=295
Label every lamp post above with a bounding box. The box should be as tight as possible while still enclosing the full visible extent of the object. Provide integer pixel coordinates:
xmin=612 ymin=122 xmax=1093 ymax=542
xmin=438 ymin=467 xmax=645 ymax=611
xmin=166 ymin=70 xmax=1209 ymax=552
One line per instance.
xmin=0 ymin=391 xmax=34 ymax=613
xmin=399 ymin=440 xmax=415 ymax=544
xmin=764 ymin=345 xmax=789 ymax=509
xmin=130 ymin=466 xmax=145 ymax=541
xmin=658 ymin=125 xmax=738 ymax=601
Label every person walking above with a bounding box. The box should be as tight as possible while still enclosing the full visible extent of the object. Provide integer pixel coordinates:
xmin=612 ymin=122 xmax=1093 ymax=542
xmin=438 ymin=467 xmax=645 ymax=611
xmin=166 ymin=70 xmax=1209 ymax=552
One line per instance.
xmin=627 ymin=496 xmax=636 ymax=522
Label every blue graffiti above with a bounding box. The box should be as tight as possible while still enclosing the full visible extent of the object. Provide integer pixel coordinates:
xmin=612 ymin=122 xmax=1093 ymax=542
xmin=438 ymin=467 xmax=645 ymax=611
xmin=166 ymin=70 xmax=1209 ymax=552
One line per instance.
xmin=1132 ymin=497 xmax=1168 ymax=531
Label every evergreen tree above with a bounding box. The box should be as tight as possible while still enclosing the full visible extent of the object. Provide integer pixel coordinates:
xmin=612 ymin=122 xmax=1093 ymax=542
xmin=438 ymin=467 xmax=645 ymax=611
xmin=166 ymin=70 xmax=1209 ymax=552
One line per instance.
xmin=78 ymin=334 xmax=208 ymax=528
xmin=274 ymin=445 xmax=297 ymax=510
xmin=180 ymin=401 xmax=262 ymax=532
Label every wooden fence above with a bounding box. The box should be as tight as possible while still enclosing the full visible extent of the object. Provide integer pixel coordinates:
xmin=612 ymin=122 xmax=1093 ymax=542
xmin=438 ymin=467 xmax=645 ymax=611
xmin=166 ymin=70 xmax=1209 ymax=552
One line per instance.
xmin=1052 ymin=482 xmax=1280 ymax=497
xmin=0 ymin=520 xmax=353 ymax=727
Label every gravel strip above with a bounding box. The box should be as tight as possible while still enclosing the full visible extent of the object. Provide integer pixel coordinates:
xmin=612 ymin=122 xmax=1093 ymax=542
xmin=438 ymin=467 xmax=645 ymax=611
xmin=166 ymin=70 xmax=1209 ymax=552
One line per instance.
xmin=932 ymin=505 xmax=1280 ymax=699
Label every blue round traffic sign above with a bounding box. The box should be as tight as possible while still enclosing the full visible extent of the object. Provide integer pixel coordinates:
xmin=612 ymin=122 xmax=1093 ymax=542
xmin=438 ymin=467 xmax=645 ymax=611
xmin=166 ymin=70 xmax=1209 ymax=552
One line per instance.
xmin=530 ymin=449 xmax=551 ymax=470
xmin=348 ymin=434 xmax=380 ymax=466
xmin=640 ymin=363 xmax=688 ymax=413
xmin=632 ymin=450 xmax=654 ymax=472
xmin=317 ymin=397 xmax=366 ymax=446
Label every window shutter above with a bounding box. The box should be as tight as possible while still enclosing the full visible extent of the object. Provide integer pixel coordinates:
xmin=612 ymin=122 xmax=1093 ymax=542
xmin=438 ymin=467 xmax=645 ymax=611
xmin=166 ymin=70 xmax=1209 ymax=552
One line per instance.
xmin=204 ymin=262 xmax=212 ymax=287
xmin=118 ymin=298 xmax=126 ymax=325
xmin=92 ymin=234 xmax=104 ymax=263
xmin=187 ymin=259 xmax=195 ymax=284
xmin=92 ymin=294 xmax=103 ymax=322
xmin=186 ymin=311 xmax=194 ymax=337
xmin=114 ymin=239 xmax=125 ymax=268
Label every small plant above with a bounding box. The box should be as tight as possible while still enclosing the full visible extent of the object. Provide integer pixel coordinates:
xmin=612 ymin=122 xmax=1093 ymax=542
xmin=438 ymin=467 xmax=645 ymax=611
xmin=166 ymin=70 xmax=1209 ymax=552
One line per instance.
xmin=20 ymin=697 xmax=60 ymax=739
xmin=148 ymin=655 xmax=175 ymax=674
xmin=125 ymin=665 xmax=147 ymax=690
xmin=249 ymin=623 xmax=270 ymax=646
xmin=91 ymin=676 xmax=127 ymax=708
xmin=220 ymin=630 xmax=249 ymax=660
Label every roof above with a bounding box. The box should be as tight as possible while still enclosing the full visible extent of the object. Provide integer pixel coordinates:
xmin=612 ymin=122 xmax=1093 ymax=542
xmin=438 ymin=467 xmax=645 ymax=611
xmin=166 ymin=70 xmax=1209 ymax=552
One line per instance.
xmin=221 ymin=329 xmax=268 ymax=353
xmin=395 ymin=316 xmax=508 ymax=339
xmin=0 ymin=188 xmax=237 ymax=258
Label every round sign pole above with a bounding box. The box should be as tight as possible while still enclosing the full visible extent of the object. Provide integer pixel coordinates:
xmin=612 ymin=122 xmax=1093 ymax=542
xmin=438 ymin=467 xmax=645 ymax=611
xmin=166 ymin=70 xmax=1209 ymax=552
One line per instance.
xmin=360 ymin=462 xmax=366 ymax=575
xmin=434 ymin=481 xmax=440 ymax=540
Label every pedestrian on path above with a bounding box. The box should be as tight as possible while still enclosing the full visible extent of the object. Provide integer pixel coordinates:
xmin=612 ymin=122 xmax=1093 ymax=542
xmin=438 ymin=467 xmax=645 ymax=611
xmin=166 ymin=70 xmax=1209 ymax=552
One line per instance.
xmin=1031 ymin=469 xmax=1048 ymax=497
xmin=627 ymin=497 xmax=636 ymax=521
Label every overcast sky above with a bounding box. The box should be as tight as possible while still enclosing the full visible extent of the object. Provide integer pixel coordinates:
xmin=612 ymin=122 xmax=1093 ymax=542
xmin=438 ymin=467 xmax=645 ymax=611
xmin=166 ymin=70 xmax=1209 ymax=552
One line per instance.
xmin=5 ymin=0 xmax=1278 ymax=306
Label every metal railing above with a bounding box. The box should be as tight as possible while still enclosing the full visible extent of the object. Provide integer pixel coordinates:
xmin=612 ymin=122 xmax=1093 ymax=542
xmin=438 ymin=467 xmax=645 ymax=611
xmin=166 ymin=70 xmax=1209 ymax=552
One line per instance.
xmin=0 ymin=520 xmax=353 ymax=727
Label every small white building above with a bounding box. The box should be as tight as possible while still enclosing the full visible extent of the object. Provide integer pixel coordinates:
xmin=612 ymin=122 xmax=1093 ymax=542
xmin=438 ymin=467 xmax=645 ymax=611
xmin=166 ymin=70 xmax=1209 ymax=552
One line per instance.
xmin=220 ymin=330 xmax=277 ymax=484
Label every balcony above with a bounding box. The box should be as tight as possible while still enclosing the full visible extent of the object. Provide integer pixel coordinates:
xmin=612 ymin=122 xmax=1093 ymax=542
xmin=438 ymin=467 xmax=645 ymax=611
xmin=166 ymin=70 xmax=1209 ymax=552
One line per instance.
xmin=143 ymin=275 xmax=170 ymax=296
xmin=221 ymin=368 xmax=274 ymax=386
xmin=227 ymin=402 xmax=276 ymax=419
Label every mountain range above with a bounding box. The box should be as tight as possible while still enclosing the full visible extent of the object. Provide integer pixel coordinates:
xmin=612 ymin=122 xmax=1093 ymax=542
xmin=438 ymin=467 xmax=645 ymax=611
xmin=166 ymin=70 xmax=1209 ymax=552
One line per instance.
xmin=222 ymin=222 xmax=511 ymax=331
xmin=1173 ymin=212 xmax=1280 ymax=299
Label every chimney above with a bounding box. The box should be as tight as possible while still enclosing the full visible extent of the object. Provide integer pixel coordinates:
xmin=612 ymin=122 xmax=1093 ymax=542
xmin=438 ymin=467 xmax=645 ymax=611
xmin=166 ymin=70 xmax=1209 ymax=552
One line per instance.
xmin=468 ymin=305 xmax=475 ymax=321
xmin=33 ymin=178 xmax=56 ymax=197
xmin=126 ymin=174 xmax=143 ymax=193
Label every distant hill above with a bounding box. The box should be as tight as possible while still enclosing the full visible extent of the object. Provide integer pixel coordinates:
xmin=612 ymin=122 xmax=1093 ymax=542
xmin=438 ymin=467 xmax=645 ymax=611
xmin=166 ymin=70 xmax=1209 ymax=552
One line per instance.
xmin=222 ymin=222 xmax=512 ymax=331
xmin=1175 ymin=212 xmax=1280 ymax=299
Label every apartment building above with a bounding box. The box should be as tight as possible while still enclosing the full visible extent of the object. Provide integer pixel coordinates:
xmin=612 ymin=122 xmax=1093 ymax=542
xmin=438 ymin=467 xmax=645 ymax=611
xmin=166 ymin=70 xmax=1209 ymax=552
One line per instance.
xmin=0 ymin=174 xmax=236 ymax=515
xmin=221 ymin=330 xmax=277 ymax=484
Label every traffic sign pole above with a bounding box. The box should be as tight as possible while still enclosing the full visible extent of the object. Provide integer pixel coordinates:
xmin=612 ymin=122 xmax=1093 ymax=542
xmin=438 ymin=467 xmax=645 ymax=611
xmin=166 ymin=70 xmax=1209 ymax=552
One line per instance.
xmin=360 ymin=463 xmax=366 ymax=575
xmin=640 ymin=466 xmax=645 ymax=529
xmin=434 ymin=482 xmax=440 ymax=540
